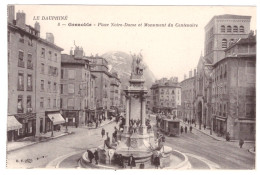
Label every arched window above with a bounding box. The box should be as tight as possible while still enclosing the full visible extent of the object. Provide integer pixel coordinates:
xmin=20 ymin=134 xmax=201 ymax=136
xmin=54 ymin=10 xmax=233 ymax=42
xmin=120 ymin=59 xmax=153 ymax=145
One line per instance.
xmin=233 ymin=26 xmax=238 ymax=32
xmin=239 ymin=26 xmax=244 ymax=32
xmin=222 ymin=39 xmax=227 ymax=48
xmin=227 ymin=26 xmax=232 ymax=32
xmin=221 ymin=25 xmax=225 ymax=32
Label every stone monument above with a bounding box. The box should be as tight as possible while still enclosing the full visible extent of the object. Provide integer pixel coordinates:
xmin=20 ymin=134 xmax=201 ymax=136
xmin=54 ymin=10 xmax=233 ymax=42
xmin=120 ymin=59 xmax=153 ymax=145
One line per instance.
xmin=115 ymin=53 xmax=155 ymax=163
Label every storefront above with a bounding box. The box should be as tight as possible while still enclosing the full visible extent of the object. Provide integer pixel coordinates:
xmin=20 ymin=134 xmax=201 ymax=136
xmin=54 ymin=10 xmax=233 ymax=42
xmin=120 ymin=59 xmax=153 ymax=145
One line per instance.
xmin=215 ymin=116 xmax=227 ymax=137
xmin=15 ymin=113 xmax=36 ymax=139
xmin=62 ymin=110 xmax=79 ymax=126
xmin=7 ymin=115 xmax=22 ymax=142
xmin=45 ymin=111 xmax=65 ymax=132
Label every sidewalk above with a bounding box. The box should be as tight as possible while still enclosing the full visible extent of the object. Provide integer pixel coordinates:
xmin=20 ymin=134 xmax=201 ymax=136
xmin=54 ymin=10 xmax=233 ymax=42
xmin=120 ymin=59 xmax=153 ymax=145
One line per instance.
xmin=7 ymin=127 xmax=73 ymax=153
xmin=181 ymin=122 xmax=255 ymax=151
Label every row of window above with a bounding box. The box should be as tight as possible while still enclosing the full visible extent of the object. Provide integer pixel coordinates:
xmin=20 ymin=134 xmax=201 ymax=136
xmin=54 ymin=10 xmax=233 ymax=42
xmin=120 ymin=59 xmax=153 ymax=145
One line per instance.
xmin=40 ymin=80 xmax=58 ymax=92
xmin=17 ymin=95 xmax=32 ymax=113
xmin=18 ymin=72 xmax=33 ymax=91
xmin=39 ymin=97 xmax=58 ymax=109
xmin=220 ymin=25 xmax=244 ymax=33
xmin=160 ymin=89 xmax=175 ymax=94
xmin=213 ymin=63 xmax=227 ymax=83
xmin=212 ymin=85 xmax=227 ymax=97
xmin=222 ymin=38 xmax=236 ymax=49
xmin=17 ymin=33 xmax=33 ymax=47
xmin=41 ymin=48 xmax=58 ymax=62
xmin=40 ymin=63 xmax=58 ymax=76
xmin=212 ymin=103 xmax=227 ymax=117
xmin=160 ymin=102 xmax=175 ymax=107
xmin=18 ymin=50 xmax=33 ymax=69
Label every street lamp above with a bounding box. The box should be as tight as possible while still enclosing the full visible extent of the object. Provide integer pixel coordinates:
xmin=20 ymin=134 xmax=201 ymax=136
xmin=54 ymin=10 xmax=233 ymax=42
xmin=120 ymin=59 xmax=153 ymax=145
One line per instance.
xmin=51 ymin=116 xmax=54 ymax=137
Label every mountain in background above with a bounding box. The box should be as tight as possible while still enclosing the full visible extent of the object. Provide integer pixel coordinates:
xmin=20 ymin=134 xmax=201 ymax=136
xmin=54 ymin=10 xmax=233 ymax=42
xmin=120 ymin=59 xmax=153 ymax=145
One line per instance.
xmin=101 ymin=51 xmax=156 ymax=90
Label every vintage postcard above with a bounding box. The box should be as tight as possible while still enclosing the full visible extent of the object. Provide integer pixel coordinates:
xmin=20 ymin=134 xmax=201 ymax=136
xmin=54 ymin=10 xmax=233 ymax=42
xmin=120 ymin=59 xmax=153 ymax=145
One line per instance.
xmin=5 ymin=5 xmax=256 ymax=170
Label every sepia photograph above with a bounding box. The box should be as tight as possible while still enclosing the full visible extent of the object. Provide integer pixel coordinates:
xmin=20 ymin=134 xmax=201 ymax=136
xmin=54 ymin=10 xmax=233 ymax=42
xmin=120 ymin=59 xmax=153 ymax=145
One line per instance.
xmin=5 ymin=4 xmax=256 ymax=170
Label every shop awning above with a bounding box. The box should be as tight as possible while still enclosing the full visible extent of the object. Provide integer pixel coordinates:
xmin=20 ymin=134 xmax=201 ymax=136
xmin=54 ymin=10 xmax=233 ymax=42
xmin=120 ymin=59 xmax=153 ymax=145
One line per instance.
xmin=7 ymin=115 xmax=22 ymax=131
xmin=48 ymin=113 xmax=65 ymax=125
xmin=216 ymin=117 xmax=227 ymax=121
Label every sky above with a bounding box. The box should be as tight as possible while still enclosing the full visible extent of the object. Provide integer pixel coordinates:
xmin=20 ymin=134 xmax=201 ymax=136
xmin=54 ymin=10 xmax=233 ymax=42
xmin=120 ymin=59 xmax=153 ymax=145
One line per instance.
xmin=13 ymin=5 xmax=256 ymax=81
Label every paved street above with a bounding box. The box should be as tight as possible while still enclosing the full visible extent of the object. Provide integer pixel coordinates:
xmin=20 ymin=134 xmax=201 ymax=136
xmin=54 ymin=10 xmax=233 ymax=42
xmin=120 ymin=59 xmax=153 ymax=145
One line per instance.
xmin=163 ymin=126 xmax=255 ymax=169
xmin=6 ymin=121 xmax=119 ymax=169
xmin=6 ymin=120 xmax=255 ymax=169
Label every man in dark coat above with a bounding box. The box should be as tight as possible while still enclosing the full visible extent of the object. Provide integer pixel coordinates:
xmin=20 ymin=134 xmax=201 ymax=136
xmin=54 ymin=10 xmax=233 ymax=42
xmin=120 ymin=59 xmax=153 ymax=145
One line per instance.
xmin=128 ymin=154 xmax=136 ymax=169
xmin=180 ymin=126 xmax=183 ymax=134
xmin=185 ymin=126 xmax=187 ymax=133
xmin=189 ymin=126 xmax=192 ymax=133
xmin=87 ymin=150 xmax=94 ymax=163
xmin=101 ymin=128 xmax=105 ymax=138
xmin=94 ymin=149 xmax=99 ymax=165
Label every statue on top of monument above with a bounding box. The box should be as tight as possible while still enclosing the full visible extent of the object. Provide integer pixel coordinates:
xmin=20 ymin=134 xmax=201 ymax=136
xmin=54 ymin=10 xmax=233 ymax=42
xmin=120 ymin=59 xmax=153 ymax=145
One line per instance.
xmin=131 ymin=51 xmax=145 ymax=76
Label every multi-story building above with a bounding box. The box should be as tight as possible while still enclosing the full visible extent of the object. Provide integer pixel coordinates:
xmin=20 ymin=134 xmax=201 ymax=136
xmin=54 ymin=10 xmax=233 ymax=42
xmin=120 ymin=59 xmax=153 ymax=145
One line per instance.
xmin=88 ymin=56 xmax=112 ymax=119
xmin=180 ymin=70 xmax=196 ymax=122
xmin=7 ymin=6 xmax=64 ymax=141
xmin=35 ymin=33 xmax=63 ymax=136
xmin=8 ymin=9 xmax=38 ymax=141
xmin=60 ymin=47 xmax=92 ymax=126
xmin=150 ymin=77 xmax=181 ymax=116
xmin=211 ymin=34 xmax=256 ymax=140
xmin=110 ymin=72 xmax=121 ymax=114
xmin=194 ymin=14 xmax=252 ymax=130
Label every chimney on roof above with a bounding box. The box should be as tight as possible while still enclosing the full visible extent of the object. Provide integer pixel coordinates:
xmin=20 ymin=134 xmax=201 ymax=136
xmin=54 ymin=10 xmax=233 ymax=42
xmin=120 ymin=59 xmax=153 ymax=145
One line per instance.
xmin=34 ymin=21 xmax=40 ymax=35
xmin=7 ymin=5 xmax=15 ymax=24
xmin=46 ymin=33 xmax=54 ymax=43
xmin=16 ymin=10 xmax=26 ymax=29
xmin=194 ymin=69 xmax=196 ymax=77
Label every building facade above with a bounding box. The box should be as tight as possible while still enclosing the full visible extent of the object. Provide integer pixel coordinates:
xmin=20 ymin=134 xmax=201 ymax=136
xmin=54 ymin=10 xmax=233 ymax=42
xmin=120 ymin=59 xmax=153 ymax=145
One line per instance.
xmin=7 ymin=6 xmax=64 ymax=141
xmin=88 ymin=56 xmax=112 ymax=118
xmin=150 ymin=77 xmax=181 ymax=116
xmin=35 ymin=33 xmax=63 ymax=136
xmin=180 ymin=70 xmax=196 ymax=122
xmin=211 ymin=34 xmax=256 ymax=140
xmin=8 ymin=10 xmax=38 ymax=141
xmin=110 ymin=72 xmax=121 ymax=114
xmin=194 ymin=14 xmax=252 ymax=131
xmin=60 ymin=47 xmax=92 ymax=126
xmin=204 ymin=14 xmax=251 ymax=64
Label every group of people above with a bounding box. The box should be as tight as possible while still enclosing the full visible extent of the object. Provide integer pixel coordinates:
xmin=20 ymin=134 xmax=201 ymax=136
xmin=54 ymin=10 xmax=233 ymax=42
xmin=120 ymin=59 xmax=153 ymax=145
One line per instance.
xmin=87 ymin=149 xmax=99 ymax=165
xmin=180 ymin=125 xmax=192 ymax=134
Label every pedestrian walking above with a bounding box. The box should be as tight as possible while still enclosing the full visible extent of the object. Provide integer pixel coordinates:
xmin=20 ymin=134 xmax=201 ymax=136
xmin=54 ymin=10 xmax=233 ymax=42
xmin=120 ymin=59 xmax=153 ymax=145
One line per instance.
xmin=180 ymin=126 xmax=183 ymax=134
xmin=96 ymin=120 xmax=98 ymax=128
xmin=239 ymin=138 xmax=244 ymax=148
xmin=204 ymin=124 xmax=206 ymax=130
xmin=185 ymin=126 xmax=187 ymax=133
xmin=189 ymin=125 xmax=192 ymax=133
xmin=87 ymin=150 xmax=94 ymax=163
xmin=128 ymin=154 xmax=136 ymax=169
xmin=94 ymin=149 xmax=99 ymax=165
xmin=101 ymin=128 xmax=105 ymax=138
